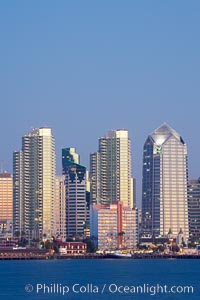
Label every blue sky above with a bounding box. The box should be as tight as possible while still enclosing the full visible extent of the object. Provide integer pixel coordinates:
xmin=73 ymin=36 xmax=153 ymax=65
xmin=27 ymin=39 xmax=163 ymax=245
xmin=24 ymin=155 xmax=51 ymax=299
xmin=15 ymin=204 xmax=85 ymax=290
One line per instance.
xmin=1 ymin=1 xmax=200 ymax=205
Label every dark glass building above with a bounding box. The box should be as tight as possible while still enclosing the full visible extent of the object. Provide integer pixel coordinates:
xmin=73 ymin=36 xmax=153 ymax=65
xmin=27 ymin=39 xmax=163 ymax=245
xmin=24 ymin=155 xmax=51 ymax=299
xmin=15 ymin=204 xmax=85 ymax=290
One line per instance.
xmin=62 ymin=148 xmax=87 ymax=240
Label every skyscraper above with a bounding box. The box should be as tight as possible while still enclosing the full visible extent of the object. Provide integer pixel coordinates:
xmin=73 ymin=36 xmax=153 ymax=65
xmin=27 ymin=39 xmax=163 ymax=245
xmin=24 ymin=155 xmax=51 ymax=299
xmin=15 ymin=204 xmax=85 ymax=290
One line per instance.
xmin=90 ymin=129 xmax=133 ymax=207
xmin=62 ymin=147 xmax=79 ymax=173
xmin=188 ymin=178 xmax=200 ymax=242
xmin=142 ymin=123 xmax=189 ymax=240
xmin=13 ymin=128 xmax=56 ymax=239
xmin=55 ymin=175 xmax=66 ymax=240
xmin=62 ymin=148 xmax=87 ymax=240
xmin=90 ymin=152 xmax=100 ymax=204
xmin=13 ymin=151 xmax=23 ymax=236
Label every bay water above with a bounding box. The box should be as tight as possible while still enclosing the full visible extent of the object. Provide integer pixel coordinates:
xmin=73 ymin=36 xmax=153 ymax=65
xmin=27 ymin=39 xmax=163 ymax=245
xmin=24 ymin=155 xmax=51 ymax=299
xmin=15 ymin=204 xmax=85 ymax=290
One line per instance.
xmin=0 ymin=259 xmax=199 ymax=300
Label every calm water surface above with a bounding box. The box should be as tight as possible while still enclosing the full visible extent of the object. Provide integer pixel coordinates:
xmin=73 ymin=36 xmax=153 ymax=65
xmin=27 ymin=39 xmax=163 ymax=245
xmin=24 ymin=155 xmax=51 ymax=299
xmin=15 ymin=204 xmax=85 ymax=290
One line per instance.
xmin=0 ymin=259 xmax=200 ymax=300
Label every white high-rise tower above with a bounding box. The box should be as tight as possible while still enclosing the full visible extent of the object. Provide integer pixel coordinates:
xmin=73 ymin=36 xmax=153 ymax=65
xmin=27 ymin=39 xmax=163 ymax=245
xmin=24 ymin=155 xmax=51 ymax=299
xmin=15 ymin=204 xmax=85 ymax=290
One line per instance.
xmin=13 ymin=128 xmax=56 ymax=239
xmin=90 ymin=129 xmax=133 ymax=207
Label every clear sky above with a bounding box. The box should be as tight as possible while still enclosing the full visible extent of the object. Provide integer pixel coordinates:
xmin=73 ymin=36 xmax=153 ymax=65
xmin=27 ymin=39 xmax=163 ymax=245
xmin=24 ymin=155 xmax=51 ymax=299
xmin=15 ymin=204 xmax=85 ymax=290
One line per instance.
xmin=1 ymin=1 xmax=200 ymax=206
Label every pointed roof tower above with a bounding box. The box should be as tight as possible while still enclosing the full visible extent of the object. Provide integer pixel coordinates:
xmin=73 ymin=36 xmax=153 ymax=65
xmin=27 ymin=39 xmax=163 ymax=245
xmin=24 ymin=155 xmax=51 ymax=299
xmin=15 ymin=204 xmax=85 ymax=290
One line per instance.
xmin=150 ymin=123 xmax=185 ymax=146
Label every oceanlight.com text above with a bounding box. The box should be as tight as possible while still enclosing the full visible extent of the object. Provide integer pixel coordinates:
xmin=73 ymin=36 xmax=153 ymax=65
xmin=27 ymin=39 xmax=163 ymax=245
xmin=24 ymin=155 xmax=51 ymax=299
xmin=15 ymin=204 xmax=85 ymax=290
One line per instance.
xmin=25 ymin=282 xmax=194 ymax=296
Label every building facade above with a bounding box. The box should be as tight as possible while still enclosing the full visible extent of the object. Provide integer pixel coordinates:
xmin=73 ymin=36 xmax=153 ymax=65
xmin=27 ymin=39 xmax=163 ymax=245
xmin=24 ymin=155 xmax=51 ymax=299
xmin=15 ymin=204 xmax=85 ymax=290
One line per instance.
xmin=188 ymin=178 xmax=200 ymax=242
xmin=13 ymin=151 xmax=23 ymax=236
xmin=0 ymin=172 xmax=13 ymax=238
xmin=90 ymin=202 xmax=138 ymax=250
xmin=55 ymin=175 xmax=66 ymax=240
xmin=141 ymin=123 xmax=189 ymax=240
xmin=55 ymin=240 xmax=87 ymax=255
xmin=90 ymin=129 xmax=134 ymax=207
xmin=13 ymin=128 xmax=56 ymax=240
xmin=90 ymin=152 xmax=100 ymax=204
xmin=62 ymin=148 xmax=87 ymax=240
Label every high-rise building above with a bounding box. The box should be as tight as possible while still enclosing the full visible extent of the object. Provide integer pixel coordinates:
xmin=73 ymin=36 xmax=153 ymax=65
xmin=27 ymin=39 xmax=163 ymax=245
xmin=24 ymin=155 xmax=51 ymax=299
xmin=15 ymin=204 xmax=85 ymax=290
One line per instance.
xmin=141 ymin=123 xmax=189 ymax=240
xmin=90 ymin=202 xmax=138 ymax=250
xmin=55 ymin=175 xmax=66 ymax=240
xmin=0 ymin=172 xmax=13 ymax=237
xmin=90 ymin=152 xmax=100 ymax=204
xmin=62 ymin=147 xmax=79 ymax=173
xmin=13 ymin=128 xmax=56 ymax=240
xmin=188 ymin=178 xmax=200 ymax=242
xmin=85 ymin=170 xmax=91 ymax=237
xmin=62 ymin=148 xmax=87 ymax=240
xmin=131 ymin=177 xmax=136 ymax=209
xmin=13 ymin=151 xmax=23 ymax=236
xmin=90 ymin=129 xmax=133 ymax=207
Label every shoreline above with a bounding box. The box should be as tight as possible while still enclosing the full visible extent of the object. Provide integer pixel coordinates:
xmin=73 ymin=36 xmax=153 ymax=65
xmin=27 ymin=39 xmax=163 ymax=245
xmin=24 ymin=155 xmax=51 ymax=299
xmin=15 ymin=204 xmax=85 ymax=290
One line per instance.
xmin=1 ymin=252 xmax=200 ymax=260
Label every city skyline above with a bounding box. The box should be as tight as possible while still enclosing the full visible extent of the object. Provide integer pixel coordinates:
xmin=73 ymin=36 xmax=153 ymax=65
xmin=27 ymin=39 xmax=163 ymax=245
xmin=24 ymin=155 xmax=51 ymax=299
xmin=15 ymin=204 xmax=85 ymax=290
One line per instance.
xmin=1 ymin=2 xmax=200 ymax=298
xmin=0 ymin=123 xmax=199 ymax=208
xmin=9 ymin=124 xmax=199 ymax=245
xmin=1 ymin=123 xmax=199 ymax=246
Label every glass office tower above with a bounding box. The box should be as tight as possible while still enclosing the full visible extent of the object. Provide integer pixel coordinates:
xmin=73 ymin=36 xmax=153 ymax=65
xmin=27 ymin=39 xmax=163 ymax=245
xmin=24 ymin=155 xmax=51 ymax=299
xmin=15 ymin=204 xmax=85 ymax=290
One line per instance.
xmin=142 ymin=123 xmax=189 ymax=240
xmin=62 ymin=148 xmax=87 ymax=240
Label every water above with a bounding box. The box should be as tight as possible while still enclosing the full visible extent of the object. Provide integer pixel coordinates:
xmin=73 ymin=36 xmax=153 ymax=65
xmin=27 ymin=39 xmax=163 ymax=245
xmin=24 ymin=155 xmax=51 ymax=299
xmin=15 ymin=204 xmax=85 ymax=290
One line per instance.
xmin=0 ymin=259 xmax=200 ymax=300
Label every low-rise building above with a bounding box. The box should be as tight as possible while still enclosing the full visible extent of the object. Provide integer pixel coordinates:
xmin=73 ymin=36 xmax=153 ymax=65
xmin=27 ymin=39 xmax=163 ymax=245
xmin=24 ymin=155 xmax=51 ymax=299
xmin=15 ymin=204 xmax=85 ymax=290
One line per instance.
xmin=55 ymin=240 xmax=87 ymax=255
xmin=90 ymin=201 xmax=138 ymax=250
xmin=0 ymin=172 xmax=13 ymax=238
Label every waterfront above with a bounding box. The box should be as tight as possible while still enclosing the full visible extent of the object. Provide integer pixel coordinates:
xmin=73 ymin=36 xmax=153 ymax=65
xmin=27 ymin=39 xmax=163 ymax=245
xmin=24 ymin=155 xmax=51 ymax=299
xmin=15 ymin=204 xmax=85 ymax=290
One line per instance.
xmin=0 ymin=259 xmax=200 ymax=300
xmin=2 ymin=248 xmax=200 ymax=260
